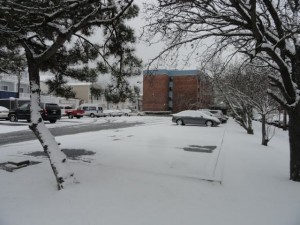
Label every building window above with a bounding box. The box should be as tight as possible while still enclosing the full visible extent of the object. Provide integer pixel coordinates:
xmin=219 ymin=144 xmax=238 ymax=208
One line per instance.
xmin=1 ymin=85 xmax=8 ymax=91
xmin=19 ymin=87 xmax=24 ymax=93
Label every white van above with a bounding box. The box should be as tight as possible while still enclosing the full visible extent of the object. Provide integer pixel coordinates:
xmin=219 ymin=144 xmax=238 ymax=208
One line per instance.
xmin=78 ymin=104 xmax=105 ymax=118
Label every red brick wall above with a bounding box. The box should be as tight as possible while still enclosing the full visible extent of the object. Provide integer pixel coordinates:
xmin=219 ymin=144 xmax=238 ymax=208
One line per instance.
xmin=142 ymin=74 xmax=214 ymax=113
xmin=143 ymin=75 xmax=169 ymax=111
xmin=198 ymin=79 xmax=214 ymax=109
xmin=172 ymin=76 xmax=198 ymax=113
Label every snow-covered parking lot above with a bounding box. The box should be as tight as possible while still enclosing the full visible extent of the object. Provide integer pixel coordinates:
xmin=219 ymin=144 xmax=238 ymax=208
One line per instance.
xmin=0 ymin=116 xmax=111 ymax=133
xmin=0 ymin=117 xmax=299 ymax=225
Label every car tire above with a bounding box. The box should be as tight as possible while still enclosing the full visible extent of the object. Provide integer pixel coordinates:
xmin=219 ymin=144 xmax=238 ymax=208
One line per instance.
xmin=206 ymin=120 xmax=213 ymax=127
xmin=76 ymin=116 xmax=81 ymax=119
xmin=9 ymin=114 xmax=17 ymax=122
xmin=27 ymin=119 xmax=31 ymax=123
xmin=49 ymin=119 xmax=56 ymax=123
xmin=176 ymin=119 xmax=184 ymax=126
xmin=68 ymin=114 xmax=74 ymax=119
xmin=90 ymin=113 xmax=95 ymax=118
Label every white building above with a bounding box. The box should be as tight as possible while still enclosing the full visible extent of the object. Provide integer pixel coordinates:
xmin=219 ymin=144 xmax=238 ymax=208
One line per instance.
xmin=0 ymin=71 xmax=30 ymax=99
xmin=0 ymin=72 xmax=140 ymax=110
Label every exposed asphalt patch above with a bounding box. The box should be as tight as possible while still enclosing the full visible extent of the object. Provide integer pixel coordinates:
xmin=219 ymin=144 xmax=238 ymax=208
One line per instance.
xmin=25 ymin=148 xmax=96 ymax=161
xmin=183 ymin=145 xmax=217 ymax=153
xmin=0 ymin=122 xmax=28 ymax=126
xmin=0 ymin=121 xmax=143 ymax=146
xmin=0 ymin=160 xmax=41 ymax=172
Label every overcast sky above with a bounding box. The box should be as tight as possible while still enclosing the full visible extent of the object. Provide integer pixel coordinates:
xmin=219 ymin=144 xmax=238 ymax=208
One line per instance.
xmin=129 ymin=0 xmax=217 ymax=73
xmin=43 ymin=1 xmax=206 ymax=87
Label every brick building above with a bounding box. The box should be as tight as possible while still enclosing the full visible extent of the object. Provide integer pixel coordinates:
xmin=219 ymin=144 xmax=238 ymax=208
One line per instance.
xmin=143 ymin=69 xmax=213 ymax=113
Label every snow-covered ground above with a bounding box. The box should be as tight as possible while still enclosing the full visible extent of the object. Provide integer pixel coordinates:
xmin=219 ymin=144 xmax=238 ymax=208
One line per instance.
xmin=0 ymin=116 xmax=159 ymax=133
xmin=0 ymin=116 xmax=117 ymax=133
xmin=0 ymin=117 xmax=299 ymax=225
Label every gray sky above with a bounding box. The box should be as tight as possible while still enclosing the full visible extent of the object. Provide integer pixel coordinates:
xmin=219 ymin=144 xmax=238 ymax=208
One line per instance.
xmin=43 ymin=1 xmax=207 ymax=88
xmin=129 ymin=0 xmax=215 ymax=73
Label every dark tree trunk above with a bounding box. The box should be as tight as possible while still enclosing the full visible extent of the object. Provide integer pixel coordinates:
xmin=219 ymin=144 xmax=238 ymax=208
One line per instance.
xmin=288 ymin=109 xmax=300 ymax=181
xmin=27 ymin=57 xmax=75 ymax=189
xmin=261 ymin=114 xmax=268 ymax=146
xmin=246 ymin=112 xmax=254 ymax=134
xmin=247 ymin=127 xmax=254 ymax=134
xmin=283 ymin=110 xmax=288 ymax=131
xmin=17 ymin=72 xmax=21 ymax=99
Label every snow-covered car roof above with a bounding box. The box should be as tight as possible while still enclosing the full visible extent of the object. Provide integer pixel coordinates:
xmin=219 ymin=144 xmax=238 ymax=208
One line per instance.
xmin=173 ymin=110 xmax=220 ymax=123
xmin=0 ymin=106 xmax=9 ymax=111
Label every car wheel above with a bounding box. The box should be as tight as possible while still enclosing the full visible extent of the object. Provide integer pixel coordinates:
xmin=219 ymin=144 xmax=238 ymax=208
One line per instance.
xmin=27 ymin=119 xmax=31 ymax=123
xmin=206 ymin=120 xmax=213 ymax=127
xmin=90 ymin=113 xmax=95 ymax=118
xmin=76 ymin=116 xmax=81 ymax=119
xmin=68 ymin=114 xmax=74 ymax=119
xmin=176 ymin=119 xmax=184 ymax=126
xmin=9 ymin=114 xmax=17 ymax=122
xmin=49 ymin=119 xmax=56 ymax=123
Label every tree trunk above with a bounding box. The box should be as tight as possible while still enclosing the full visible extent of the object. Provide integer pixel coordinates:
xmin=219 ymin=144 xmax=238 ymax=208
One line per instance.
xmin=247 ymin=127 xmax=254 ymax=134
xmin=283 ymin=110 xmax=288 ymax=131
xmin=288 ymin=109 xmax=300 ymax=181
xmin=246 ymin=112 xmax=254 ymax=134
xmin=17 ymin=71 xmax=21 ymax=99
xmin=261 ymin=114 xmax=268 ymax=146
xmin=27 ymin=58 xmax=76 ymax=190
xmin=236 ymin=113 xmax=254 ymax=134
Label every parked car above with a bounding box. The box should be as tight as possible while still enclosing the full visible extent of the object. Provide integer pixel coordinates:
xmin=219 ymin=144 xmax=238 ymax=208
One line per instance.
xmin=121 ymin=109 xmax=145 ymax=116
xmin=252 ymin=114 xmax=262 ymax=121
xmin=78 ymin=104 xmax=105 ymax=117
xmin=59 ymin=105 xmax=73 ymax=116
xmin=103 ymin=109 xmax=123 ymax=117
xmin=201 ymin=110 xmax=218 ymax=118
xmin=172 ymin=110 xmax=220 ymax=126
xmin=121 ymin=109 xmax=131 ymax=116
xmin=8 ymin=103 xmax=61 ymax=123
xmin=128 ymin=110 xmax=145 ymax=116
xmin=65 ymin=108 xmax=85 ymax=119
xmin=199 ymin=109 xmax=228 ymax=123
xmin=0 ymin=106 xmax=9 ymax=120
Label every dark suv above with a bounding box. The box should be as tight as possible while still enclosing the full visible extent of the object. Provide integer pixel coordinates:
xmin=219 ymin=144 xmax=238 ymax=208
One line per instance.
xmin=8 ymin=103 xmax=61 ymax=123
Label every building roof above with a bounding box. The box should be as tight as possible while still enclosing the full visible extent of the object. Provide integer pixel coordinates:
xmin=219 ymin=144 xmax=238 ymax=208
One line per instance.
xmin=143 ymin=69 xmax=199 ymax=76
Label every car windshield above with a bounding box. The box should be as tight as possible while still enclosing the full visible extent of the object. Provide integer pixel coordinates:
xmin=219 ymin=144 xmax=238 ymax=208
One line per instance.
xmin=19 ymin=103 xmax=29 ymax=110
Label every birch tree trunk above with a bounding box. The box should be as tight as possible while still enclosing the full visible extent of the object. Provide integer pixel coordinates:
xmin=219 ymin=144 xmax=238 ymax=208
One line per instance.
xmin=27 ymin=58 xmax=76 ymax=190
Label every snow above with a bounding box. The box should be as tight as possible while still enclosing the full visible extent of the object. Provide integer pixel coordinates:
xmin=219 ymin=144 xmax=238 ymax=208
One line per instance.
xmin=0 ymin=116 xmax=299 ymax=225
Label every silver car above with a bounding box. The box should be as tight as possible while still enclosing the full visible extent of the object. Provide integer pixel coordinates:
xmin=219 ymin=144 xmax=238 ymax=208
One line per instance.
xmin=172 ymin=110 xmax=220 ymax=126
xmin=0 ymin=106 xmax=9 ymax=120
